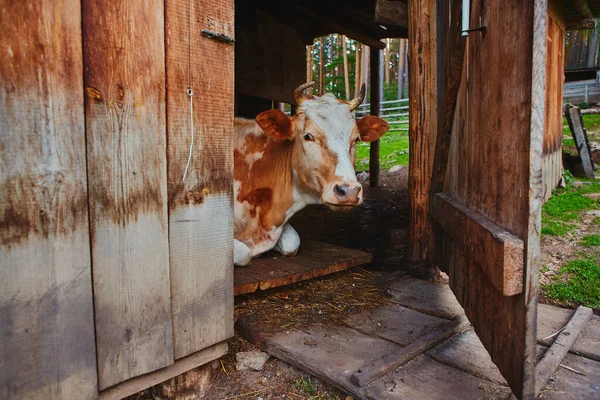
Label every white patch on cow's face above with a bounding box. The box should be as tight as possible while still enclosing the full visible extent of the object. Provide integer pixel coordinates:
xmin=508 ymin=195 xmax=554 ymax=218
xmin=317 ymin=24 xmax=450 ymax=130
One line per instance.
xmin=294 ymin=94 xmax=363 ymax=206
xmin=244 ymin=151 xmax=263 ymax=170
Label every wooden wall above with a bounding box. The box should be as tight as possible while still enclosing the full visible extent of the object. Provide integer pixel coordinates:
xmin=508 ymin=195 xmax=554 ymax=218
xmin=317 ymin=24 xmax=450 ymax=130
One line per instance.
xmin=235 ymin=8 xmax=306 ymax=105
xmin=543 ymin=3 xmax=566 ymax=202
xmin=0 ymin=1 xmax=98 ymax=398
xmin=1 ymin=0 xmax=234 ymax=398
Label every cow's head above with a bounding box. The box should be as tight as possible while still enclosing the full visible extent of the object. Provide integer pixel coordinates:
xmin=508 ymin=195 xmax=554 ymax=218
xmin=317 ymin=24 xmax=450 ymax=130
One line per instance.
xmin=255 ymin=82 xmax=389 ymax=209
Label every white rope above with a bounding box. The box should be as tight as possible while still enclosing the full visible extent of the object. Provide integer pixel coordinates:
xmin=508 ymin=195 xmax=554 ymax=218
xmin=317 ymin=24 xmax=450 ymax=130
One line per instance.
xmin=182 ymin=87 xmax=194 ymax=183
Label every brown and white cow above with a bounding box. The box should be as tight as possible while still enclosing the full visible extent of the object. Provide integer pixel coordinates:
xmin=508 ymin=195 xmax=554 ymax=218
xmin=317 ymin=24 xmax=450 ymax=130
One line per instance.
xmin=233 ymin=82 xmax=389 ymax=266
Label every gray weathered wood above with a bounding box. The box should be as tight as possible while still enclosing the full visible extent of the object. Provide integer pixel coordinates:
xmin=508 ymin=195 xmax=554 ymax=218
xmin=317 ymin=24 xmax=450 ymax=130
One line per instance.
xmin=566 ymin=106 xmax=596 ymax=178
xmin=344 ymin=303 xmax=447 ymax=346
xmin=538 ymin=352 xmax=600 ymax=399
xmin=369 ymin=46 xmax=382 ymax=187
xmin=82 ymin=0 xmax=174 ymax=389
xmin=165 ymin=0 xmax=235 ymax=360
xmin=350 ymin=315 xmax=470 ymax=387
xmin=428 ymin=329 xmax=508 ymax=385
xmin=538 ymin=304 xmax=600 ymax=362
xmin=535 ymin=306 xmax=593 ymax=397
xmin=98 ymin=342 xmax=227 ymax=400
xmin=431 ymin=193 xmax=525 ymax=296
xmin=386 ymin=277 xmax=465 ymax=319
xmin=0 ymin=2 xmax=97 ymax=399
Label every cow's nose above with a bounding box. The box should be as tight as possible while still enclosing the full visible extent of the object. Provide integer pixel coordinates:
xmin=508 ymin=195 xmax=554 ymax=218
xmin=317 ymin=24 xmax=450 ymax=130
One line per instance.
xmin=333 ymin=183 xmax=362 ymax=200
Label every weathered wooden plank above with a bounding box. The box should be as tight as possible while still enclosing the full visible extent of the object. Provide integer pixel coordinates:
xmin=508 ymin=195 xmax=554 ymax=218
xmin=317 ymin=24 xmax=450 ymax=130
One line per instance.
xmin=165 ymin=0 xmax=235 ymax=360
xmin=98 ymin=342 xmax=227 ymax=400
xmin=375 ymin=0 xmax=408 ymax=28
xmin=350 ymin=315 xmax=470 ymax=387
xmin=343 ymin=303 xmax=448 ymax=346
xmin=535 ymin=306 xmax=593 ymax=396
xmin=82 ymin=0 xmax=173 ymax=389
xmin=362 ymin=355 xmax=513 ymax=400
xmin=431 ymin=193 xmax=524 ymax=296
xmin=565 ymin=106 xmax=596 ymax=178
xmin=0 ymin=2 xmax=97 ymax=399
xmin=427 ymin=329 xmax=508 ymax=385
xmin=537 ymin=304 xmax=600 ymax=362
xmin=538 ymin=352 xmax=600 ymax=399
xmin=439 ymin=0 xmax=546 ymax=397
xmin=233 ymin=241 xmax=372 ymax=295
xmin=386 ymin=276 xmax=465 ymax=319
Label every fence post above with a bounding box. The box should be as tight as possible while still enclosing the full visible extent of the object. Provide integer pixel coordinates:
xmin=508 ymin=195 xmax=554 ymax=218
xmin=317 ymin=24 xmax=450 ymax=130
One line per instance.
xmin=585 ymin=84 xmax=589 ymax=103
xmin=369 ymin=46 xmax=383 ymax=187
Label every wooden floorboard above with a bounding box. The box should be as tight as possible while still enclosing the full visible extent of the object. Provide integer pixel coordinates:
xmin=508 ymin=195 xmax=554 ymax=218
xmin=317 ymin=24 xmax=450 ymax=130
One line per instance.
xmin=234 ymin=240 xmax=372 ymax=296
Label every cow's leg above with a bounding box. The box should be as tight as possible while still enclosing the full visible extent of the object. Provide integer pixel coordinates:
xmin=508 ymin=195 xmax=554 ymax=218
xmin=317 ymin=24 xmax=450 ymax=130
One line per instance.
xmin=234 ymin=239 xmax=252 ymax=266
xmin=275 ymin=223 xmax=301 ymax=257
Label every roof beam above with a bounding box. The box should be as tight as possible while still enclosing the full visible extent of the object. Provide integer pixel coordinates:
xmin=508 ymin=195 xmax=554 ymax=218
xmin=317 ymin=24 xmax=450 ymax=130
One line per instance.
xmin=572 ymin=0 xmax=593 ymax=18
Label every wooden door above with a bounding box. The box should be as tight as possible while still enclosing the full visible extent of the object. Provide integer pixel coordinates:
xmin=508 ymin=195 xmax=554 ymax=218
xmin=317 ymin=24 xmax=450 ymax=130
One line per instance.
xmin=431 ymin=1 xmax=547 ymax=399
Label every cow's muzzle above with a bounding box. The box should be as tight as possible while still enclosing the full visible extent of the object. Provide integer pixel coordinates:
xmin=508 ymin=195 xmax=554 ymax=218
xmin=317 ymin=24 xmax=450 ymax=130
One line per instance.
xmin=327 ymin=181 xmax=363 ymax=206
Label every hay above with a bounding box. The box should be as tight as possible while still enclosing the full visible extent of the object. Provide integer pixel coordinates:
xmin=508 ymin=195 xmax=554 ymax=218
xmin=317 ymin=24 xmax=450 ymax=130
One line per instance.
xmin=235 ymin=268 xmax=390 ymax=330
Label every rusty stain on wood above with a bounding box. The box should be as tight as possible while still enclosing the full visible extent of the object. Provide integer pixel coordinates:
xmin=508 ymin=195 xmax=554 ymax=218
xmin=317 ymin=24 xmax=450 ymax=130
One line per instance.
xmin=165 ymin=0 xmax=235 ymax=360
xmin=1 ymin=1 xmax=98 ymax=398
xmin=82 ymin=0 xmax=174 ymax=389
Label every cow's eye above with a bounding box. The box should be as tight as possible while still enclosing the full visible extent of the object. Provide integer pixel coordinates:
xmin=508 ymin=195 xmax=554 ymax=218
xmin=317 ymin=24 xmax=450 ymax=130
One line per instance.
xmin=303 ymin=133 xmax=315 ymax=142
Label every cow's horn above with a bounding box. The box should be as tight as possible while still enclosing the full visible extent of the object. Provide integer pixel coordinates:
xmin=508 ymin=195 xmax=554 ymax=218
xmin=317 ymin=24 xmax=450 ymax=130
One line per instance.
xmin=348 ymin=84 xmax=366 ymax=112
xmin=294 ymin=81 xmax=315 ymax=106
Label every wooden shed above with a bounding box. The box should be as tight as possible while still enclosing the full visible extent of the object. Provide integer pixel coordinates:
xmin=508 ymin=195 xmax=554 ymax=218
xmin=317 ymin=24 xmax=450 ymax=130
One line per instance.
xmin=1 ymin=1 xmax=598 ymax=400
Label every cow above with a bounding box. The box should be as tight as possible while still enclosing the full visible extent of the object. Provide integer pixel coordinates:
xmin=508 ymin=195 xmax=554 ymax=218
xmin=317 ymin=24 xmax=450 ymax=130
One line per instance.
xmin=233 ymin=82 xmax=389 ymax=266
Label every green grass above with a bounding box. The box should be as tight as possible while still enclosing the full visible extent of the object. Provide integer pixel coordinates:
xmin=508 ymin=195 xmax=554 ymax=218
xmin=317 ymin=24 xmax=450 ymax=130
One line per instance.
xmin=541 ymin=221 xmax=577 ymax=236
xmin=543 ymin=258 xmax=600 ymax=309
xmin=355 ymin=122 xmax=409 ymax=171
xmin=581 ymin=234 xmax=600 ymax=247
xmin=563 ymin=138 xmax=575 ymax=147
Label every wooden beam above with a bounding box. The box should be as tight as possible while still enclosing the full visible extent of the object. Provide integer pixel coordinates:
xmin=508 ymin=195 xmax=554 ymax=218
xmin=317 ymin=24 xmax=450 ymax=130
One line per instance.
xmin=535 ymin=306 xmax=593 ymax=397
xmin=99 ymin=342 xmax=227 ymax=400
xmin=571 ymin=0 xmax=593 ymax=18
xmin=350 ymin=315 xmax=470 ymax=387
xmin=370 ymin=46 xmax=383 ymax=187
xmin=565 ymin=105 xmax=596 ymax=178
xmin=566 ymin=18 xmax=596 ymax=30
xmin=375 ymin=0 xmax=409 ymax=28
xmin=290 ymin=4 xmax=386 ymax=49
xmin=430 ymin=0 xmax=467 ymax=195
xmin=408 ymin=0 xmax=434 ymax=267
xmin=431 ymin=193 xmax=524 ymax=296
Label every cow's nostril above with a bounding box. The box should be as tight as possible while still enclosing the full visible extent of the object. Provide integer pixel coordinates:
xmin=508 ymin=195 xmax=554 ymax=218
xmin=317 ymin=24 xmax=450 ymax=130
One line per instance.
xmin=334 ymin=184 xmax=347 ymax=197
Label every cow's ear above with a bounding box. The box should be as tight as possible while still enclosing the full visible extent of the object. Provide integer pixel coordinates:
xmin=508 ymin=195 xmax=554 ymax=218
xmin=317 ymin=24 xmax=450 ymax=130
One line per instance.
xmin=356 ymin=115 xmax=389 ymax=142
xmin=256 ymin=110 xmax=293 ymax=140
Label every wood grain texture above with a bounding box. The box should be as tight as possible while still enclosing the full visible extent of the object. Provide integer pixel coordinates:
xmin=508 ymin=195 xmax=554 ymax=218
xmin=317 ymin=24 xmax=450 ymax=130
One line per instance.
xmin=82 ymin=0 xmax=173 ymax=389
xmin=408 ymin=0 xmax=434 ymax=266
xmin=535 ymin=306 xmax=593 ymax=396
xmin=439 ymin=1 xmax=546 ymax=398
xmin=566 ymin=106 xmax=596 ymax=178
xmin=350 ymin=316 xmax=470 ymax=387
xmin=165 ymin=0 xmax=235 ymax=360
xmin=538 ymin=352 xmax=600 ymax=399
xmin=432 ymin=193 xmax=524 ymax=296
xmin=542 ymin=11 xmax=565 ymax=202
xmin=98 ymin=342 xmax=227 ymax=400
xmin=0 ymin=2 xmax=97 ymax=399
xmin=233 ymin=241 xmax=372 ymax=296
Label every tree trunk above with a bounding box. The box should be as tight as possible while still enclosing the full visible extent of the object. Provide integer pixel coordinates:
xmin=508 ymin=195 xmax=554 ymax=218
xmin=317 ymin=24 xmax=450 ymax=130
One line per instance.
xmin=319 ymin=38 xmax=324 ymax=95
xmin=307 ymin=45 xmax=313 ymax=83
xmin=355 ymin=43 xmax=361 ymax=96
xmin=385 ymin=38 xmax=391 ymax=85
xmin=342 ymin=35 xmax=351 ymax=100
xmin=362 ymin=43 xmax=369 ymax=96
xmin=398 ymin=38 xmax=406 ymax=98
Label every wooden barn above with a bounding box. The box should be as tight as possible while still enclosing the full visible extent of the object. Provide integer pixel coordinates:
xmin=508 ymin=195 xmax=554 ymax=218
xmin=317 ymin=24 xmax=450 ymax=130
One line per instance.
xmin=1 ymin=1 xmax=598 ymax=400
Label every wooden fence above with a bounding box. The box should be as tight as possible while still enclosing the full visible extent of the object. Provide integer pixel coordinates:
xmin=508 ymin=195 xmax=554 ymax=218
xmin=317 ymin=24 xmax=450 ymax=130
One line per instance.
xmin=356 ymin=98 xmax=409 ymax=132
xmin=564 ymin=82 xmax=600 ymax=104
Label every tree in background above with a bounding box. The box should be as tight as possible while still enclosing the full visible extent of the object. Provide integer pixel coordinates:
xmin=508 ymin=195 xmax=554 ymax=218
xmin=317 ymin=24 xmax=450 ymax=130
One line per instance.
xmin=308 ymin=36 xmax=409 ymax=102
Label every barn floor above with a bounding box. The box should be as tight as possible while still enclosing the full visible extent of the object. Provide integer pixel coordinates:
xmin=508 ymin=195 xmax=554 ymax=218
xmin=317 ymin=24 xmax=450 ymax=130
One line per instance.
xmin=235 ymin=274 xmax=600 ymax=400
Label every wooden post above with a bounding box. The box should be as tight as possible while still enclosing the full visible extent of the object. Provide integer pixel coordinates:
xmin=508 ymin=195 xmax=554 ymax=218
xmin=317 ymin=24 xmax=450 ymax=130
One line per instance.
xmin=385 ymin=38 xmax=391 ymax=84
xmin=307 ymin=45 xmax=313 ymax=83
xmin=398 ymin=39 xmax=406 ymax=98
xmin=408 ymin=0 xmax=434 ymax=268
xmin=369 ymin=46 xmax=383 ymax=187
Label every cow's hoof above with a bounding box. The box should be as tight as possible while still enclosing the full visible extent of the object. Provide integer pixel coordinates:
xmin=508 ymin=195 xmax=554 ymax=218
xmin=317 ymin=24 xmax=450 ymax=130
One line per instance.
xmin=234 ymin=240 xmax=252 ymax=267
xmin=275 ymin=224 xmax=300 ymax=257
